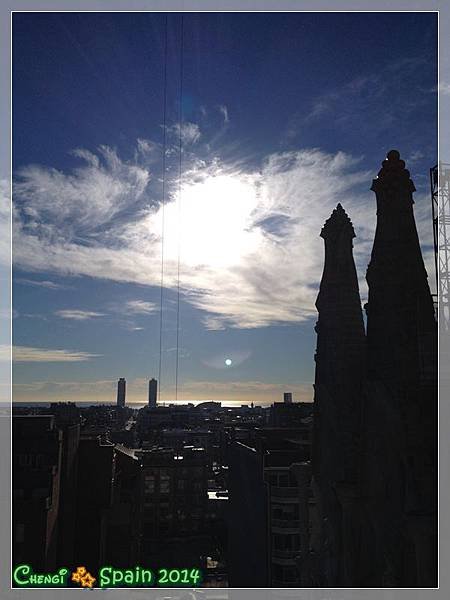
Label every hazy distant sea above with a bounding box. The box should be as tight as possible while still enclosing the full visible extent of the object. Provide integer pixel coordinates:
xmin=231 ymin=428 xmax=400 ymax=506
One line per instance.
xmin=8 ymin=400 xmax=264 ymax=409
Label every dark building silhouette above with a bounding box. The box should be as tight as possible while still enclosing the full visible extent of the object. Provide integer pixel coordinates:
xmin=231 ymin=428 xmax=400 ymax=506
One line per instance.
xmin=106 ymin=442 xmax=222 ymax=576
xmin=227 ymin=425 xmax=315 ymax=587
xmin=269 ymin=401 xmax=313 ymax=428
xmin=117 ymin=377 xmax=126 ymax=407
xmin=136 ymin=403 xmax=216 ymax=440
xmin=50 ymin=404 xmax=81 ymax=566
xmin=12 ymin=406 xmax=83 ymax=572
xmin=13 ymin=402 xmax=228 ymax=584
xmin=73 ymin=436 xmax=114 ymax=572
xmin=283 ymin=392 xmax=293 ymax=404
xmin=13 ymin=416 xmax=62 ymax=571
xmin=148 ymin=377 xmax=157 ymax=407
xmin=136 ymin=445 xmax=209 ymax=569
xmin=105 ymin=445 xmax=141 ymax=567
xmin=206 ymin=489 xmax=228 ymax=584
xmin=312 ymin=151 xmax=437 ymax=587
xmin=227 ymin=440 xmax=268 ymax=587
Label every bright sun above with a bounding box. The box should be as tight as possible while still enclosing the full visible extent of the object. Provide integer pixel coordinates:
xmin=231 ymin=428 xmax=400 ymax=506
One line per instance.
xmin=158 ymin=174 xmax=261 ymax=269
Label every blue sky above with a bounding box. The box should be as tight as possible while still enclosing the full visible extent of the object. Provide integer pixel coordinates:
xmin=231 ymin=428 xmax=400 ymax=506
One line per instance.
xmin=10 ymin=11 xmax=437 ymax=405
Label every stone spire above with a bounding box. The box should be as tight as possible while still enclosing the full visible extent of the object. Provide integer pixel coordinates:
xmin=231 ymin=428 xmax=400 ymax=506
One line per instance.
xmin=315 ymin=203 xmax=365 ymax=392
xmin=366 ymin=149 xmax=436 ymax=391
xmin=365 ymin=150 xmax=437 ymax=549
xmin=313 ymin=203 xmax=366 ymax=485
xmin=320 ymin=202 xmax=356 ymax=239
xmin=312 ymin=203 xmax=367 ymax=586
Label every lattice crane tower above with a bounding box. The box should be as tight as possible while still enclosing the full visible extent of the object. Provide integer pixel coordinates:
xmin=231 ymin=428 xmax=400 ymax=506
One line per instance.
xmin=431 ymin=162 xmax=450 ymax=331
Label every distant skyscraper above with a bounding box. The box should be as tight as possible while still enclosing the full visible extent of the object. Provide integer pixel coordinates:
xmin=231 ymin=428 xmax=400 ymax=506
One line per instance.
xmin=117 ymin=378 xmax=126 ymax=407
xmin=283 ymin=392 xmax=292 ymax=404
xmin=148 ymin=378 xmax=157 ymax=407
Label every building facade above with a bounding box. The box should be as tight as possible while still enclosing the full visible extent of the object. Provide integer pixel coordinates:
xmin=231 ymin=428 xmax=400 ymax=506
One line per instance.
xmin=13 ymin=416 xmax=63 ymax=571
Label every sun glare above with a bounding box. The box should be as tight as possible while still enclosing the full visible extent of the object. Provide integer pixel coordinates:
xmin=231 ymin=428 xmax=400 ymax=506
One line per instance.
xmin=158 ymin=174 xmax=261 ymax=268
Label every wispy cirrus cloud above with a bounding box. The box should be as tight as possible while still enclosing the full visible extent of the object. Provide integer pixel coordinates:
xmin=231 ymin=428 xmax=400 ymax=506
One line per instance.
xmin=13 ymin=378 xmax=116 ymax=395
xmin=123 ymin=300 xmax=158 ymax=315
xmin=286 ymin=56 xmax=435 ymax=142
xmin=105 ymin=299 xmax=158 ymax=331
xmin=15 ymin=278 xmax=71 ymax=290
xmin=407 ymin=150 xmax=425 ymax=164
xmin=9 ymin=345 xmax=101 ymax=362
xmin=136 ymin=137 xmax=160 ymax=157
xmin=55 ymin=309 xmax=105 ymax=320
xmin=12 ymin=136 xmax=434 ymax=330
xmin=121 ymin=323 xmax=144 ymax=331
xmin=218 ymin=104 xmax=229 ymax=124
xmin=14 ymin=144 xmax=150 ymax=241
xmin=167 ymin=122 xmax=201 ymax=145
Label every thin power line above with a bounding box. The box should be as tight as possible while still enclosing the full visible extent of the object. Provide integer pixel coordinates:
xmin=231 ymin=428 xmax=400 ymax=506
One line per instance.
xmin=175 ymin=15 xmax=184 ymax=403
xmin=158 ymin=15 xmax=169 ymax=405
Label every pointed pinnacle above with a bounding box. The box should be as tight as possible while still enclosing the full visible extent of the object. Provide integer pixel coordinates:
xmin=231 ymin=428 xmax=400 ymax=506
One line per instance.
xmin=320 ymin=204 xmax=355 ymax=239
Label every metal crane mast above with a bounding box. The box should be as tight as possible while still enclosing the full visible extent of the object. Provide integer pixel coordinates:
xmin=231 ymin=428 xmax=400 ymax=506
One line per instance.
xmin=431 ymin=162 xmax=450 ymax=331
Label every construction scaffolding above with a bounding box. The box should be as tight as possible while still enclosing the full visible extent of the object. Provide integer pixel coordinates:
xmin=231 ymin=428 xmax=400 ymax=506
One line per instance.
xmin=431 ymin=162 xmax=450 ymax=331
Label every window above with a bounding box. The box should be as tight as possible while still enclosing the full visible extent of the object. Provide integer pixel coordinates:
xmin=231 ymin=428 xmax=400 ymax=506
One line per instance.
xmin=271 ymin=503 xmax=299 ymax=521
xmin=267 ymin=471 xmax=292 ymax=487
xmin=272 ymin=533 xmax=301 ymax=551
xmin=17 ymin=454 xmax=33 ymax=468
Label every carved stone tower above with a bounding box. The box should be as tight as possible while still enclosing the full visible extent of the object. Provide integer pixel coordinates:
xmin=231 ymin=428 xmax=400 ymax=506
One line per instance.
xmin=313 ymin=203 xmax=366 ymax=483
xmin=365 ymin=150 xmax=437 ymax=586
xmin=366 ymin=149 xmax=436 ymax=394
xmin=312 ymin=203 xmax=366 ymax=585
xmin=312 ymin=153 xmax=437 ymax=587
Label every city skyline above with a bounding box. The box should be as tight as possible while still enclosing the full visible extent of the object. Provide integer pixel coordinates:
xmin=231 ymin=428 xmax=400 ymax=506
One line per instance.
xmin=11 ymin=12 xmax=437 ymax=405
